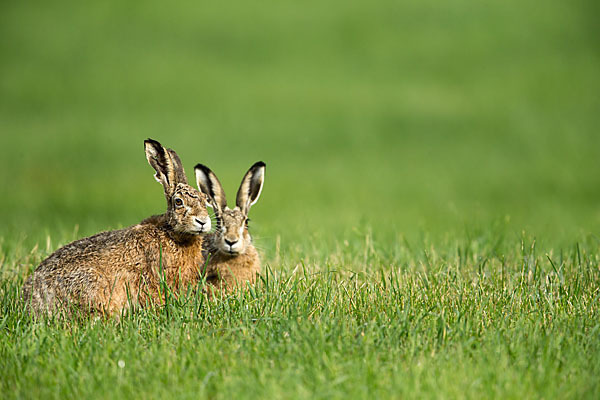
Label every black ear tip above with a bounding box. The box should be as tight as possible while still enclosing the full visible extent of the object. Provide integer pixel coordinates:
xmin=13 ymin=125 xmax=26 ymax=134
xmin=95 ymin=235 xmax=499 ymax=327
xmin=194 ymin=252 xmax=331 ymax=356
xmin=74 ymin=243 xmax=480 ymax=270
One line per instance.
xmin=253 ymin=161 xmax=266 ymax=169
xmin=144 ymin=138 xmax=163 ymax=150
xmin=194 ymin=163 xmax=211 ymax=173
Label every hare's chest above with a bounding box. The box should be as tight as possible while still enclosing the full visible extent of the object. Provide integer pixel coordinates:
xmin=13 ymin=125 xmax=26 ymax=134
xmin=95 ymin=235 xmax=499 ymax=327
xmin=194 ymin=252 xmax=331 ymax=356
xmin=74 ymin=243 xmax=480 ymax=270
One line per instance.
xmin=161 ymin=243 xmax=204 ymax=269
xmin=152 ymin=243 xmax=203 ymax=287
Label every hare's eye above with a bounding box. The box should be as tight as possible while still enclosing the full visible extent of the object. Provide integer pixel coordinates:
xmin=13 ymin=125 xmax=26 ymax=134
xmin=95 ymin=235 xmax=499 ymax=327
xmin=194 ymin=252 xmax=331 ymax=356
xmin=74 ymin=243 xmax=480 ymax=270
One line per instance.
xmin=174 ymin=198 xmax=184 ymax=207
xmin=245 ymin=218 xmax=250 ymax=226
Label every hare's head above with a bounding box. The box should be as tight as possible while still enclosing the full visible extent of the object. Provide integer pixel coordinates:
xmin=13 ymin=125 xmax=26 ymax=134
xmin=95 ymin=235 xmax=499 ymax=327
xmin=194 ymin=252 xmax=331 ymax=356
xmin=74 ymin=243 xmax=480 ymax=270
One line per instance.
xmin=194 ymin=161 xmax=265 ymax=255
xmin=144 ymin=139 xmax=211 ymax=235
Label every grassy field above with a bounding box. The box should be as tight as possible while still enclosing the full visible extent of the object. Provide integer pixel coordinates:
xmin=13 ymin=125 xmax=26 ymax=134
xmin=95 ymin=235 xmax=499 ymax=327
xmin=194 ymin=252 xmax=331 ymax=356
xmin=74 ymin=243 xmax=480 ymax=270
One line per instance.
xmin=1 ymin=0 xmax=599 ymax=398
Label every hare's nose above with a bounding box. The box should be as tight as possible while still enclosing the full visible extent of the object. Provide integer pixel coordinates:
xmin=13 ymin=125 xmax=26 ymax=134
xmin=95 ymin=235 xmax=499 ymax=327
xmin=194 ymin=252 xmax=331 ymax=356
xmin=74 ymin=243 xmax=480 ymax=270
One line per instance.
xmin=224 ymin=238 xmax=237 ymax=246
xmin=195 ymin=218 xmax=206 ymax=227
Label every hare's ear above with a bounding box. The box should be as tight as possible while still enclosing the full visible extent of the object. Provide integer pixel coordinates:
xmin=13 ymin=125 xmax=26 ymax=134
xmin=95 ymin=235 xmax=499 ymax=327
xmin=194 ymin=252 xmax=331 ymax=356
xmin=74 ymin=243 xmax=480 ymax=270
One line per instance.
xmin=236 ymin=161 xmax=265 ymax=215
xmin=144 ymin=139 xmax=180 ymax=195
xmin=166 ymin=149 xmax=188 ymax=184
xmin=194 ymin=163 xmax=227 ymax=212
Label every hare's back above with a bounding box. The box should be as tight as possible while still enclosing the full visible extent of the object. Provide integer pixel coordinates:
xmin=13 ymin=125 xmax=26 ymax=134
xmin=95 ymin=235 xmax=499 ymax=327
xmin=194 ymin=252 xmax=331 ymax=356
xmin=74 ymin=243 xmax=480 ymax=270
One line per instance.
xmin=25 ymin=226 xmax=156 ymax=307
xmin=36 ymin=227 xmax=149 ymax=272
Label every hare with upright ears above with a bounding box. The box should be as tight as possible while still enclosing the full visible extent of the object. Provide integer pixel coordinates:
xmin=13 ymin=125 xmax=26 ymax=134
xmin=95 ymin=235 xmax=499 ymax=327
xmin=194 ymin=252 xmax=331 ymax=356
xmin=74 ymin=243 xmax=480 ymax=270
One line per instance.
xmin=194 ymin=161 xmax=265 ymax=295
xmin=22 ymin=139 xmax=211 ymax=316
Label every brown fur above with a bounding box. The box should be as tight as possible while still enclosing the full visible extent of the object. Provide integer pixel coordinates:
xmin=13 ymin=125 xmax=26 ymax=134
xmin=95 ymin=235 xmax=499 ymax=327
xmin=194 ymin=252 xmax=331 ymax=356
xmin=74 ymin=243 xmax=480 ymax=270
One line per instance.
xmin=194 ymin=162 xmax=265 ymax=296
xmin=22 ymin=139 xmax=211 ymax=316
xmin=202 ymin=210 xmax=261 ymax=294
xmin=22 ymin=222 xmax=205 ymax=315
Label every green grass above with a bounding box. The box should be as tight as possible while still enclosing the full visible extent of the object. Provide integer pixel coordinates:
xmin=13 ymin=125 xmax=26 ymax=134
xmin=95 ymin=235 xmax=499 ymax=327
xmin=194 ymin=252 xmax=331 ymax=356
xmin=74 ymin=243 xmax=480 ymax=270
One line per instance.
xmin=1 ymin=0 xmax=600 ymax=398
xmin=1 ymin=234 xmax=599 ymax=398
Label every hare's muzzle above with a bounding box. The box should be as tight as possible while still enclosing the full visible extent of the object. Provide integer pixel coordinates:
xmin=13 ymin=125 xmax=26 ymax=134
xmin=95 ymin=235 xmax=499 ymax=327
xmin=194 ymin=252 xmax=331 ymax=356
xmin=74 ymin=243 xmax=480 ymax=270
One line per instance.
xmin=194 ymin=217 xmax=211 ymax=233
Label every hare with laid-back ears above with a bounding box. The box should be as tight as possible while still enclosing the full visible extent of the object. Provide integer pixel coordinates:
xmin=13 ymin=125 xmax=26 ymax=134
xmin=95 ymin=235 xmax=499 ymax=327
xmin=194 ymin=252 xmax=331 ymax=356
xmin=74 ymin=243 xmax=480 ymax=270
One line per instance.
xmin=194 ymin=161 xmax=265 ymax=294
xmin=22 ymin=139 xmax=211 ymax=316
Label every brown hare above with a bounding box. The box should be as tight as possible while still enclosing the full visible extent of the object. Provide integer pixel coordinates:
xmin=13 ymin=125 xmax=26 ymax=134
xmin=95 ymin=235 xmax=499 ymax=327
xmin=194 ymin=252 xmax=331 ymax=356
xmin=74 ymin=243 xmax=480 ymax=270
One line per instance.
xmin=194 ymin=161 xmax=265 ymax=295
xmin=22 ymin=139 xmax=211 ymax=316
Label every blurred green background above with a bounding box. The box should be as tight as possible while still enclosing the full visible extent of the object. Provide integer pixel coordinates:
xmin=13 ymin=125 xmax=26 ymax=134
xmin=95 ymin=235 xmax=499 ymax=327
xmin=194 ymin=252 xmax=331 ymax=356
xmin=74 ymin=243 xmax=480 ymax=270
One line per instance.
xmin=1 ymin=0 xmax=599 ymax=257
